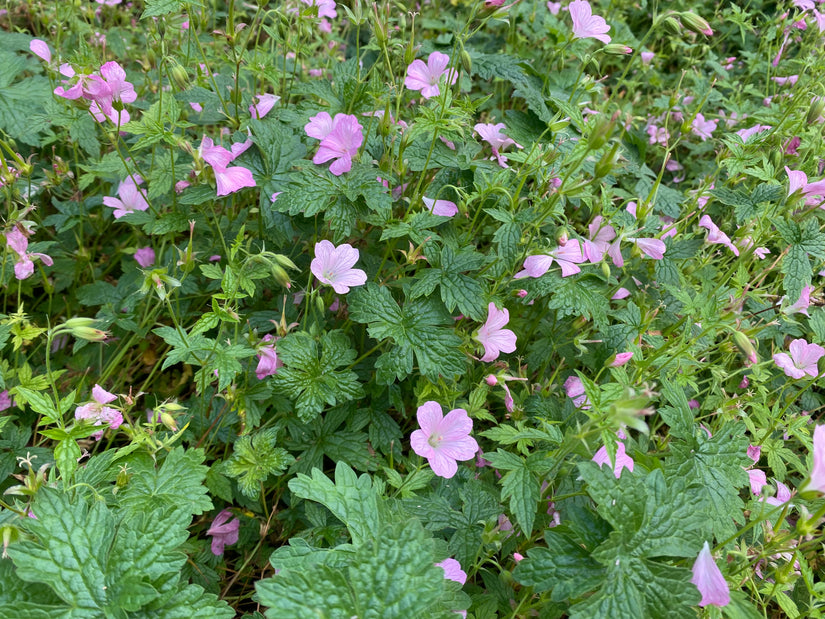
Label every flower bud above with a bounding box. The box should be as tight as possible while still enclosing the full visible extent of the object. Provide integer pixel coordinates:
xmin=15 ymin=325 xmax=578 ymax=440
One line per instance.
xmin=680 ymin=11 xmax=713 ymax=36
xmin=662 ymin=15 xmax=682 ymax=36
xmin=603 ymin=44 xmax=633 ymax=55
xmin=549 ymin=117 xmax=570 ymax=132
xmin=807 ymin=97 xmax=825 ymax=125
xmin=600 ymin=261 xmax=611 ymax=279
xmin=556 ymin=226 xmax=569 ymax=246
xmin=63 ymin=318 xmax=108 ymax=342
xmin=460 ymin=49 xmax=472 ymax=75
xmin=732 ymin=331 xmax=758 ymax=365
xmin=166 ymin=58 xmax=190 ymax=91
xmin=370 ymin=5 xmax=388 ymax=47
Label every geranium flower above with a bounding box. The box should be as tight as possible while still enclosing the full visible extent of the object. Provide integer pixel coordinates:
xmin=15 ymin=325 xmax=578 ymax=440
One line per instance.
xmin=785 ymin=166 xmax=825 ymax=205
xmin=199 ymin=136 xmax=256 ymax=196
xmin=29 ymin=39 xmax=51 ymax=63
xmin=564 ymin=375 xmax=590 ymax=409
xmin=781 ymin=285 xmax=813 ymax=316
xmin=691 ymin=542 xmax=730 ymax=607
xmin=300 ymin=0 xmax=336 ymax=19
xmin=592 ymin=441 xmax=634 ymax=478
xmin=583 ymin=216 xmax=616 ymax=262
xmin=207 ymin=509 xmax=240 ymax=556
xmin=436 ymin=558 xmax=467 ymax=584
xmin=514 ymin=240 xmax=587 ymax=278
xmin=569 ymin=0 xmax=612 ymax=43
xmin=699 ymin=215 xmax=739 ymax=256
xmin=404 ymin=51 xmax=458 ymax=99
xmin=474 ymin=123 xmax=522 ymax=167
xmin=691 ymin=113 xmax=718 ymax=140
xmin=410 ymin=401 xmax=479 ymax=478
xmin=5 ymin=228 xmax=53 ymax=280
xmin=422 ymin=196 xmax=458 ymax=217
xmin=74 ymin=384 xmax=123 ymax=432
xmin=103 ymin=174 xmax=150 ymax=219
xmin=308 ymin=113 xmax=363 ymax=176
xmin=773 ymin=338 xmax=825 ymax=379
xmin=255 ymin=334 xmax=283 ymax=379
xmin=310 ymin=240 xmax=367 ymax=294
xmin=134 ymin=247 xmax=155 ymax=268
xmin=475 ymin=302 xmax=517 ymax=362
xmin=801 ymin=425 xmax=825 ymax=494
xmin=249 ymin=93 xmax=280 ymax=119
xmin=748 ymin=469 xmax=767 ymax=495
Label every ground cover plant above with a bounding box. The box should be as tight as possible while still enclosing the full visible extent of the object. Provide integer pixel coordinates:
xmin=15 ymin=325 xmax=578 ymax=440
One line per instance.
xmin=1 ymin=0 xmax=825 ymax=616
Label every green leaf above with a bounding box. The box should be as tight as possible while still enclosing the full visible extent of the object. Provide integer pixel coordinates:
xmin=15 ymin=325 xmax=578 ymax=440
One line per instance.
xmin=272 ymin=330 xmax=363 ymax=421
xmin=409 ymin=246 xmax=487 ymax=321
xmin=141 ymin=0 xmax=183 ymax=18
xmin=225 ymin=428 xmax=295 ymax=498
xmin=781 ymin=244 xmax=811 ymax=304
xmin=349 ymin=283 xmax=466 ymax=384
xmin=483 ymin=449 xmax=540 ymax=535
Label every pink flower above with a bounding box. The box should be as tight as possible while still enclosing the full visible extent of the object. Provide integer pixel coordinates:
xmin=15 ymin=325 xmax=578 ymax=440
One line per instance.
xmin=475 ymin=303 xmax=517 ymax=362
xmin=773 ymin=338 xmax=825 ymax=379
xmin=691 ymin=542 xmax=730 ymax=607
xmin=609 ymin=352 xmax=633 ymax=367
xmin=564 ymin=375 xmax=590 ymax=409
xmin=404 ymin=51 xmax=458 ymax=99
xmin=74 ymin=384 xmax=123 ymax=433
xmin=592 ymin=441 xmax=634 ymax=478
xmin=801 ymin=425 xmax=825 ymax=494
xmin=85 ymin=61 xmax=136 ymax=125
xmin=309 ymin=114 xmax=363 ymax=176
xmin=640 ymin=51 xmax=655 ymax=65
xmin=626 ymin=237 xmax=666 ymax=260
xmin=583 ymin=216 xmax=616 ymax=263
xmin=29 ymin=39 xmax=51 ymax=63
xmin=699 ymin=215 xmax=739 ymax=256
xmin=748 ymin=469 xmax=767 ymax=495
xmin=514 ymin=240 xmax=587 ymax=278
xmin=547 ymin=1 xmax=561 ymax=14
xmin=474 ymin=123 xmax=523 ymax=167
xmin=134 ymin=247 xmax=155 ymax=268
xmin=410 ymin=402 xmax=479 ymax=478
xmin=612 ymin=287 xmax=631 ymax=300
xmin=199 ymin=136 xmax=256 ymax=196
xmin=436 ymin=558 xmax=467 ymax=584
xmin=782 ymin=285 xmax=813 ymax=316
xmin=207 ymin=509 xmax=240 ymax=556
xmin=763 ymin=480 xmax=793 ymax=506
xmin=0 ymin=390 xmax=12 ymax=412
xmin=691 ymin=113 xmax=718 ymax=140
xmin=310 ymin=240 xmax=367 ymax=294
xmin=5 ymin=227 xmax=53 ymax=280
xmin=255 ymin=334 xmax=283 ymax=379
xmin=772 ymin=75 xmax=799 ymax=86
xmin=785 ymin=166 xmax=825 ymax=205
xmin=103 ymin=174 xmax=149 ymax=219
xmin=736 ymin=124 xmax=770 ymax=141
xmin=747 ymin=445 xmax=761 ymax=464
xmin=569 ymin=0 xmax=611 ymax=43
xmin=422 ymin=196 xmax=458 ymax=217
xmin=249 ymin=93 xmax=280 ymax=119
xmin=300 ymin=0 xmax=336 ymax=19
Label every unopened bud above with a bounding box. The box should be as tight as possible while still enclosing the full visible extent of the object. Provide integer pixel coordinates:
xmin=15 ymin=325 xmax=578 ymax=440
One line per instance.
xmin=166 ymin=58 xmax=190 ymax=91
xmin=549 ymin=117 xmax=571 ymax=133
xmin=587 ymin=112 xmax=618 ymax=150
xmin=460 ymin=49 xmax=472 ymax=75
xmin=370 ymin=5 xmax=387 ymax=46
xmin=556 ymin=226 xmax=569 ymax=246
xmin=680 ymin=11 xmax=713 ymax=36
xmin=603 ymin=44 xmax=633 ymax=56
xmin=732 ymin=331 xmax=758 ymax=365
xmin=807 ymin=97 xmax=825 ymax=125
xmin=600 ymin=261 xmax=611 ymax=279
xmin=662 ymin=15 xmax=682 ymax=36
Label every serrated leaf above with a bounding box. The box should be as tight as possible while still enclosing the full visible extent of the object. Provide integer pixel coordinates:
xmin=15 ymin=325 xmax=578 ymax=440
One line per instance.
xmin=225 ymin=428 xmax=295 ymax=498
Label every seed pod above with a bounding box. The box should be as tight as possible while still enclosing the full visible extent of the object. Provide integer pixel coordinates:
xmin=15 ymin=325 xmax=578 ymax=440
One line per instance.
xmin=460 ymin=49 xmax=472 ymax=75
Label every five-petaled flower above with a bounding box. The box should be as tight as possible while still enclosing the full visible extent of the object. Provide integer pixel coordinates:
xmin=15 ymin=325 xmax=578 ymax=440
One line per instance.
xmin=801 ymin=425 xmax=825 ymax=495
xmin=773 ymin=338 xmax=825 ymax=379
xmin=410 ymin=401 xmax=479 ymax=478
xmin=474 ymin=123 xmax=523 ymax=167
xmin=75 ymin=384 xmax=123 ymax=435
xmin=569 ymin=0 xmax=612 ymax=44
xmin=310 ymin=240 xmax=367 ymax=294
xmin=4 ymin=227 xmax=53 ymax=280
xmin=207 ymin=509 xmax=240 ymax=556
xmin=691 ymin=542 xmax=730 ymax=607
xmin=475 ymin=302 xmax=517 ymax=362
xmin=199 ymin=136 xmax=256 ymax=196
xmin=103 ymin=174 xmax=150 ymax=219
xmin=514 ymin=240 xmax=587 ymax=279
xmin=305 ymin=113 xmax=363 ymax=176
xmin=404 ymin=51 xmax=459 ymax=99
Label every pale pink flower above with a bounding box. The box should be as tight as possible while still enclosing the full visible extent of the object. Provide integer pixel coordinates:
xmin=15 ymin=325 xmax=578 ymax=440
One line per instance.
xmin=410 ymin=401 xmax=479 ymax=478
xmin=310 ymin=240 xmax=367 ymax=294
xmin=763 ymin=480 xmax=792 ymax=506
xmin=249 ymin=93 xmax=280 ymax=119
xmin=514 ymin=239 xmax=587 ymax=279
xmin=646 ymin=124 xmax=669 ymax=146
xmin=404 ymin=51 xmax=458 ymax=99
xmin=569 ymin=0 xmax=611 ymax=43
xmin=199 ymin=136 xmax=256 ymax=196
xmin=256 ymin=334 xmax=283 ymax=379
xmin=772 ymin=75 xmax=799 ymax=86
xmin=300 ymin=0 xmax=336 ymax=19
xmin=564 ymin=375 xmax=590 ymax=409
xmin=5 ymin=227 xmax=53 ymax=280
xmin=422 ymin=196 xmax=458 ymax=217
xmin=134 ymin=247 xmax=155 ymax=268
xmin=691 ymin=113 xmax=718 ymax=140
xmin=626 ymin=237 xmax=666 ymax=260
xmin=785 ymin=166 xmax=825 ymax=205
xmin=736 ymin=124 xmax=770 ymax=141
xmin=640 ymin=51 xmax=654 ymax=65
xmin=773 ymin=338 xmax=825 ymax=379
xmin=592 ymin=441 xmax=634 ymax=478
xmin=0 ymin=390 xmax=12 ymax=411
xmin=310 ymin=114 xmax=363 ymax=176
xmin=547 ymin=1 xmax=561 ymax=14
xmin=207 ymin=509 xmax=240 ymax=556
xmin=747 ymin=445 xmax=761 ymax=463
xmin=476 ymin=302 xmax=517 ymax=362
xmin=609 ymin=352 xmax=633 ymax=367
xmin=691 ymin=542 xmax=730 ymax=607
xmin=474 ymin=123 xmax=523 ymax=167
xmin=103 ymin=175 xmax=149 ymax=219
xmin=801 ymin=425 xmax=825 ymax=494
xmin=74 ymin=384 xmax=123 ymax=432
xmin=748 ymin=469 xmax=767 ymax=495
xmin=29 ymin=39 xmax=51 ymax=63
xmin=612 ymin=287 xmax=631 ymax=300
xmin=436 ymin=558 xmax=467 ymax=584
xmin=699 ymin=215 xmax=739 ymax=256
xmin=781 ymin=285 xmax=813 ymax=316
xmin=583 ymin=216 xmax=616 ymax=263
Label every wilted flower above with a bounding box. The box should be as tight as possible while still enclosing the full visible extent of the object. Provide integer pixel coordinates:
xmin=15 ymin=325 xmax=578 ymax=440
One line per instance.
xmin=207 ymin=509 xmax=240 ymax=556
xmin=410 ymin=401 xmax=479 ymax=478
xmin=475 ymin=303 xmax=517 ymax=362
xmin=773 ymin=338 xmax=825 ymax=379
xmin=404 ymin=51 xmax=458 ymax=99
xmin=691 ymin=542 xmax=730 ymax=607
xmin=255 ymin=334 xmax=283 ymax=379
xmin=569 ymin=0 xmax=611 ymax=43
xmin=310 ymin=240 xmax=367 ymax=294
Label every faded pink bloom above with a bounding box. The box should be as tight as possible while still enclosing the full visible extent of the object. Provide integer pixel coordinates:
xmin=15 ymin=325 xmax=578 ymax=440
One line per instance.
xmin=422 ymin=196 xmax=458 ymax=217
xmin=103 ymin=174 xmax=149 ymax=219
xmin=476 ymin=303 xmax=517 ymax=362
xmin=547 ymin=1 xmax=561 ymax=14
xmin=514 ymin=239 xmax=587 ymax=279
xmin=772 ymin=75 xmax=799 ymax=86
xmin=640 ymin=51 xmax=655 ymax=65
xmin=256 ymin=334 xmax=283 ymax=379
xmin=785 ymin=166 xmax=825 ymax=206
xmin=310 ymin=240 xmax=367 ymax=294
xmin=410 ymin=401 xmax=479 ymax=478
xmin=134 ymin=247 xmax=155 ymax=268
xmin=207 ymin=509 xmax=240 ymax=556
xmin=199 ymin=136 xmax=256 ymax=196
xmin=569 ymin=0 xmax=611 ymax=43
xmin=404 ymin=51 xmax=458 ymax=99
xmin=691 ymin=113 xmax=718 ymax=140
xmin=189 ymin=102 xmax=203 ymax=113
xmin=747 ymin=445 xmax=761 ymax=464
xmin=782 ymin=285 xmax=813 ymax=316
xmin=784 ymin=136 xmax=801 ymax=156
xmin=301 ymin=0 xmax=336 ymax=19
xmin=773 ymin=338 xmax=825 ymax=379
xmin=583 ymin=216 xmax=616 ymax=263
xmin=699 ymin=215 xmax=739 ymax=256
xmin=612 ymin=287 xmax=631 ymax=300
xmin=691 ymin=542 xmax=730 ymax=607
xmin=29 ymin=39 xmax=51 ymax=63
xmin=564 ymin=375 xmax=590 ymax=409
xmin=249 ymin=93 xmax=280 ymax=119
xmin=5 ymin=227 xmax=53 ymax=280
xmin=310 ymin=114 xmax=363 ymax=176
xmin=592 ymin=441 xmax=634 ymax=478
xmin=474 ymin=123 xmax=523 ymax=167
xmin=609 ymin=352 xmax=633 ymax=367
xmin=801 ymin=425 xmax=825 ymax=494
xmin=0 ymin=390 xmax=12 ymax=411
xmin=436 ymin=558 xmax=467 ymax=584
xmin=736 ymin=124 xmax=770 ymax=141
xmin=74 ymin=384 xmax=123 ymax=433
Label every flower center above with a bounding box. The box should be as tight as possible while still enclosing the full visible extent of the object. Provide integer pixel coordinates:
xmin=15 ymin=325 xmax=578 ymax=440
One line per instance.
xmin=428 ymin=432 xmax=443 ymax=448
